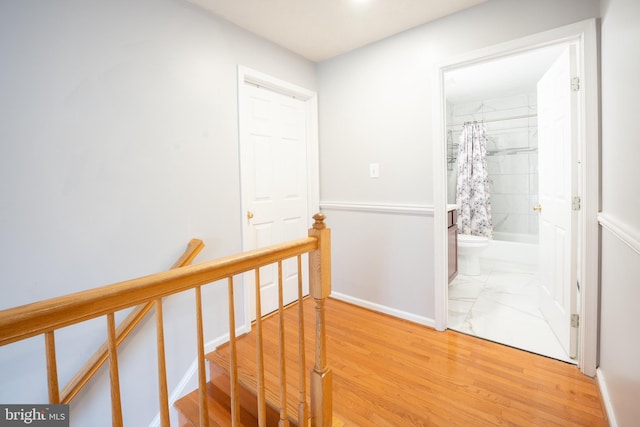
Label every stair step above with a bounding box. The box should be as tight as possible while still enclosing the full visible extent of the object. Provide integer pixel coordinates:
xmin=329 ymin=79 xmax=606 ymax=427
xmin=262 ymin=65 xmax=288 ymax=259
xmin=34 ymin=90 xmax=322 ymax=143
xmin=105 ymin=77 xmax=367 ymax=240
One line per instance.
xmin=174 ymin=349 xmax=302 ymax=427
xmin=176 ymin=299 xmax=342 ymax=426
xmin=174 ymin=382 xmax=259 ymax=427
xmin=207 ymin=350 xmax=300 ymax=426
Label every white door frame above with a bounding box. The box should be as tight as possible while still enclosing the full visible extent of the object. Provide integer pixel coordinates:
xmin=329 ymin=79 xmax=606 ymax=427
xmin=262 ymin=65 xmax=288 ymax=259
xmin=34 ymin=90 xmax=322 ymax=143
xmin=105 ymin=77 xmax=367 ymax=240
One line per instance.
xmin=237 ymin=65 xmax=319 ymax=331
xmin=432 ymin=19 xmax=599 ymax=376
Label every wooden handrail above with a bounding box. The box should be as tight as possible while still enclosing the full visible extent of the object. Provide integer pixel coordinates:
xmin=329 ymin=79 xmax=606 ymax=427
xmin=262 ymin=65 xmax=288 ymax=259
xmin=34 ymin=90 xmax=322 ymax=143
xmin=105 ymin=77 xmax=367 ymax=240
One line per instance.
xmin=0 ymin=237 xmax=317 ymax=346
xmin=170 ymin=238 xmax=205 ymax=269
xmin=0 ymin=214 xmax=333 ymax=427
xmin=59 ymin=238 xmax=205 ymax=404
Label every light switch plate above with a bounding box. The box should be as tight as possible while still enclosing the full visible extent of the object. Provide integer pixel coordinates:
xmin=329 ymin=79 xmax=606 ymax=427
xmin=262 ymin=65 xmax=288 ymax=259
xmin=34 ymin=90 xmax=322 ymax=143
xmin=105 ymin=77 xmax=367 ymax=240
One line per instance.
xmin=369 ymin=163 xmax=379 ymax=178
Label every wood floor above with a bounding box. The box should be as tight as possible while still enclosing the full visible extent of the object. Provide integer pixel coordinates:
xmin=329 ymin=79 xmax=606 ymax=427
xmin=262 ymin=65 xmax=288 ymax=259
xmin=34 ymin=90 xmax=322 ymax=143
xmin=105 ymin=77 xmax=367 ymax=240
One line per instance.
xmin=212 ymin=297 xmax=608 ymax=426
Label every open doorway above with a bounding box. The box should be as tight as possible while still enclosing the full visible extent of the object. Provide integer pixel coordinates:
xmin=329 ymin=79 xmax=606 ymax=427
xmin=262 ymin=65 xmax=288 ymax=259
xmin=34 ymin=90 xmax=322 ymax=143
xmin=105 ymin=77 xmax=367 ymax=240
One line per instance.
xmin=444 ymin=44 xmax=576 ymax=363
xmin=432 ymin=19 xmax=600 ymax=376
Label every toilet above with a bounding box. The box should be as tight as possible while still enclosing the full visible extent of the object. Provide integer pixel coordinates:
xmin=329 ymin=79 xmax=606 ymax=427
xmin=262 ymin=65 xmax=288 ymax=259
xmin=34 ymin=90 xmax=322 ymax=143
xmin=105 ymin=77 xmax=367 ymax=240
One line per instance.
xmin=457 ymin=234 xmax=489 ymax=276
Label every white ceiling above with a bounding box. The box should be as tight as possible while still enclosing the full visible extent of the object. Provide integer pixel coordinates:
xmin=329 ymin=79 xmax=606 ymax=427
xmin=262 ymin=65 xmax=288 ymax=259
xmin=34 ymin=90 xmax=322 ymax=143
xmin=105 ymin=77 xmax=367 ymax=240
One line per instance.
xmin=187 ymin=0 xmax=487 ymax=62
xmin=445 ymin=44 xmax=568 ymax=104
xmin=185 ymin=0 xmax=565 ymax=104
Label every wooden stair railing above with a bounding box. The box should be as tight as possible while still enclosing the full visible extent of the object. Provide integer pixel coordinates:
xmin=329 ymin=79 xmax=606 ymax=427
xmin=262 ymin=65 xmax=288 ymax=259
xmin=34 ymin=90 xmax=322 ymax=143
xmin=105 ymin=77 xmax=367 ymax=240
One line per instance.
xmin=0 ymin=213 xmax=333 ymax=427
xmin=60 ymin=238 xmax=205 ymax=405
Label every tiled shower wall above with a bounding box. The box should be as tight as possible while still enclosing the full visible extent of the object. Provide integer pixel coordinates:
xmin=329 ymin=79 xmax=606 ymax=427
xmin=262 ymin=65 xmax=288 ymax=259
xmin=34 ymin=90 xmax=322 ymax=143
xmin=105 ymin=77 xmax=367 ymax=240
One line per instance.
xmin=447 ymin=93 xmax=538 ymax=242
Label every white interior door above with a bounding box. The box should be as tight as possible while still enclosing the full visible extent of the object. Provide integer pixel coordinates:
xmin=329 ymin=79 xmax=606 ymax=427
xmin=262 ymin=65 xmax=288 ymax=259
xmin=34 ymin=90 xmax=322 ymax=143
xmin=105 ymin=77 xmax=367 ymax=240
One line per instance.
xmin=240 ymin=83 xmax=310 ymax=319
xmin=536 ymin=45 xmax=578 ymax=359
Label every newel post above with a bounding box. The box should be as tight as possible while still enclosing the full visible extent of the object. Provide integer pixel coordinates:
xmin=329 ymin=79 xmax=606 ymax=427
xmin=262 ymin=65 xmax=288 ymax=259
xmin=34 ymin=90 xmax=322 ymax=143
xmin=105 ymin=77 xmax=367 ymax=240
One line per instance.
xmin=308 ymin=213 xmax=332 ymax=427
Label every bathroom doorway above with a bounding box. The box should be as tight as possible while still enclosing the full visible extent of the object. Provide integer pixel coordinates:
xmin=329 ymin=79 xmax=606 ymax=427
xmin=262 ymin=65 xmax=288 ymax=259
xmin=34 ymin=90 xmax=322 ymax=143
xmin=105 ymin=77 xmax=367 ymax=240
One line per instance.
xmin=444 ymin=44 xmax=576 ymax=363
xmin=432 ymin=19 xmax=600 ymax=375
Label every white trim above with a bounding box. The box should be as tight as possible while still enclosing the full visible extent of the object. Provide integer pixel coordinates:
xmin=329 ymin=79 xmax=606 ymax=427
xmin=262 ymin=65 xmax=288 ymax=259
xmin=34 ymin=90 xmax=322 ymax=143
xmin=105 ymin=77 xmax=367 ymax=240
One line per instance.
xmin=237 ymin=65 xmax=320 ymax=328
xmin=596 ymin=368 xmax=619 ymax=427
xmin=598 ymin=213 xmax=640 ymax=256
xmin=577 ymin=18 xmax=600 ymax=379
xmin=432 ymin=44 xmax=448 ymax=333
xmin=432 ymin=19 xmax=600 ymax=376
xmin=147 ymin=329 xmax=245 ymax=427
xmin=238 ymin=65 xmax=317 ymax=101
xmin=331 ymin=291 xmax=435 ymax=328
xmin=320 ymin=201 xmax=434 ymax=216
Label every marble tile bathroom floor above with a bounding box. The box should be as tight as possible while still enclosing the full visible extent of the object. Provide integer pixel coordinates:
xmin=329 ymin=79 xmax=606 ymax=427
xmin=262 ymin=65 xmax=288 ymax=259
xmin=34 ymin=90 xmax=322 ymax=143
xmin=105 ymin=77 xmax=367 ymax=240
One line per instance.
xmin=448 ymin=259 xmax=574 ymax=364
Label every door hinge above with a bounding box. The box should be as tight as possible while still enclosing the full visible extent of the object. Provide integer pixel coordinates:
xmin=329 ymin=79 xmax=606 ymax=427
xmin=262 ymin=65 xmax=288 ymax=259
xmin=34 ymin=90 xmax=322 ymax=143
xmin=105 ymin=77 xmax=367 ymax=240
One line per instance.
xmin=571 ymin=77 xmax=580 ymax=92
xmin=571 ymin=314 xmax=580 ymax=328
xmin=572 ymin=196 xmax=581 ymax=211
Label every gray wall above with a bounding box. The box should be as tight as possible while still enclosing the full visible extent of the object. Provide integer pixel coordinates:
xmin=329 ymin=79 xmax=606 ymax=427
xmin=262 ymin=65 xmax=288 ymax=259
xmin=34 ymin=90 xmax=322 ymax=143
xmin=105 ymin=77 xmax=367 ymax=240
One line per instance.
xmin=2 ymin=0 xmax=638 ymax=425
xmin=599 ymin=0 xmax=640 ymax=425
xmin=317 ymin=0 xmax=600 ymax=323
xmin=0 ymin=1 xmax=315 ymax=426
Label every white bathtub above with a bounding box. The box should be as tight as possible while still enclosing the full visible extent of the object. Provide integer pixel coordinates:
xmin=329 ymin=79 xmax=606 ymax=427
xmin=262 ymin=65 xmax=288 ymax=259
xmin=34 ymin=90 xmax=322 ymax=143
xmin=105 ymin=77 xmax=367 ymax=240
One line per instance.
xmin=492 ymin=231 xmax=538 ymax=244
xmin=481 ymin=232 xmax=539 ymax=266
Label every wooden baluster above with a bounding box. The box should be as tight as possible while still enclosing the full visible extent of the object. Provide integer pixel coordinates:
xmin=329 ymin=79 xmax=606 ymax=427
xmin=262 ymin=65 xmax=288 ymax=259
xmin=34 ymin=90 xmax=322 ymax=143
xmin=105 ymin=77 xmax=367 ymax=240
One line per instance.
xmin=297 ymin=255 xmax=309 ymax=425
xmin=278 ymin=261 xmax=290 ymax=427
xmin=195 ymin=286 xmax=210 ymax=427
xmin=155 ymin=298 xmax=170 ymax=427
xmin=107 ymin=313 xmax=123 ymax=427
xmin=44 ymin=331 xmax=60 ymax=404
xmin=255 ymin=268 xmax=267 ymax=427
xmin=308 ymin=214 xmax=332 ymax=427
xmin=227 ymin=277 xmax=240 ymax=427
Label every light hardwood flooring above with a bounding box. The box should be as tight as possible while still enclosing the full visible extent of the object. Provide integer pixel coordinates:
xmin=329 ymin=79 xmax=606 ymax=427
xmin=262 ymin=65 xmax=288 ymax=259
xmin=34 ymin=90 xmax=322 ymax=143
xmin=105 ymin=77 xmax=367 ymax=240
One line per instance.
xmin=212 ymin=297 xmax=608 ymax=426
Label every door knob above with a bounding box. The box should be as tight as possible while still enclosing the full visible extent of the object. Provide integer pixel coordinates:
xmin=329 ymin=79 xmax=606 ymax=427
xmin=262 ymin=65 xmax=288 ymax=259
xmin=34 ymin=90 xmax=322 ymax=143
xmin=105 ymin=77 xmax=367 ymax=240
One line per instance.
xmin=533 ymin=204 xmax=542 ymax=213
xmin=247 ymin=211 xmax=254 ymax=220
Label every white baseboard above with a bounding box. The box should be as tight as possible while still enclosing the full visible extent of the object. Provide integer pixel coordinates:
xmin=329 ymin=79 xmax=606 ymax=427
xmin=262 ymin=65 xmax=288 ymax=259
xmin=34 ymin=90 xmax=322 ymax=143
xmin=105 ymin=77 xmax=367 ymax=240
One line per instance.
xmin=596 ymin=368 xmax=618 ymax=427
xmin=330 ymin=291 xmax=436 ymax=328
xmin=148 ymin=327 xmax=248 ymax=427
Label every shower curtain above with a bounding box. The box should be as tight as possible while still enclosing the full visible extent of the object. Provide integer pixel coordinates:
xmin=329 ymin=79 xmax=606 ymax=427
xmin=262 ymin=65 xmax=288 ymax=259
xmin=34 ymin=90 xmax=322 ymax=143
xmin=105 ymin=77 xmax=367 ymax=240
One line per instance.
xmin=456 ymin=122 xmax=492 ymax=237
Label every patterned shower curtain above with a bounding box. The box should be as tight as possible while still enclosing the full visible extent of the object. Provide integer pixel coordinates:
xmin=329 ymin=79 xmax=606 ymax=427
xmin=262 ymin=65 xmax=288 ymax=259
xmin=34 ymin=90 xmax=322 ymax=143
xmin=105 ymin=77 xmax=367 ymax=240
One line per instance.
xmin=456 ymin=122 xmax=492 ymax=237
